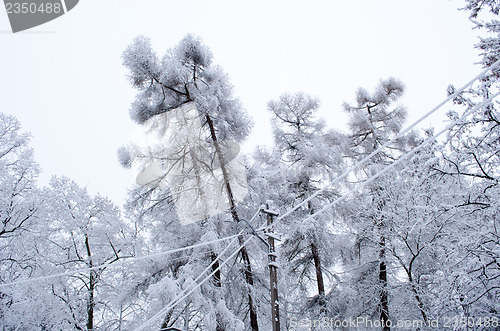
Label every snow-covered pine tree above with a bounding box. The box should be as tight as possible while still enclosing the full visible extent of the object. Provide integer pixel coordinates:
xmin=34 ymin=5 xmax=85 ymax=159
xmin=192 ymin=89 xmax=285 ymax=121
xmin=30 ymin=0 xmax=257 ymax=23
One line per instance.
xmin=341 ymin=78 xmax=409 ymax=330
xmin=250 ymin=93 xmax=344 ymax=325
xmin=120 ymin=35 xmax=257 ymax=330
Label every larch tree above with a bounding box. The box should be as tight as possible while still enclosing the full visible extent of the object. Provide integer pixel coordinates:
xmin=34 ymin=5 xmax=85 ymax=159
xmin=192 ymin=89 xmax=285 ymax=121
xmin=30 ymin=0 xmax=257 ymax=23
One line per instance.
xmin=256 ymin=93 xmax=344 ymax=323
xmin=342 ymin=78 xmax=409 ymax=330
xmin=120 ymin=35 xmax=258 ymax=330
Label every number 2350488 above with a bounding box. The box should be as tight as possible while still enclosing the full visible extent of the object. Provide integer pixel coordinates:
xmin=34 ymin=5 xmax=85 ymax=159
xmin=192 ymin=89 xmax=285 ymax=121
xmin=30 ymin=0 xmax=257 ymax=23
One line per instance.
xmin=443 ymin=316 xmax=498 ymax=328
xmin=5 ymin=2 xmax=62 ymax=14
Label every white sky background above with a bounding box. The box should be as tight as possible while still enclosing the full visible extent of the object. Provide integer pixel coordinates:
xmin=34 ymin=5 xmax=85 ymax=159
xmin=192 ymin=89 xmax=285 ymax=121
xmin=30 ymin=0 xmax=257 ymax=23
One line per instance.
xmin=0 ymin=0 xmax=481 ymax=206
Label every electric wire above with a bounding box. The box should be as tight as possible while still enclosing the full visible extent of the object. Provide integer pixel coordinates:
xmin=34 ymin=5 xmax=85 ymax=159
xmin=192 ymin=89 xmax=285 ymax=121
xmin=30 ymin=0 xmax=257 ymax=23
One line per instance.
xmin=0 ymin=233 xmax=241 ymax=289
xmin=289 ymin=90 xmax=500 ymax=225
xmin=274 ymin=59 xmax=500 ymax=224
xmin=133 ymin=206 xmax=264 ymax=330
xmin=0 ymin=206 xmax=263 ymax=290
xmin=134 ymin=236 xmax=254 ymax=331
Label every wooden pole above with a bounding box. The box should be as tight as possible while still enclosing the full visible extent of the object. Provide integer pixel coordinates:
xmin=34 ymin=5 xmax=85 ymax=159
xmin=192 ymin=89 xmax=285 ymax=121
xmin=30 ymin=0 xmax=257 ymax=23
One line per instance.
xmin=264 ymin=205 xmax=280 ymax=331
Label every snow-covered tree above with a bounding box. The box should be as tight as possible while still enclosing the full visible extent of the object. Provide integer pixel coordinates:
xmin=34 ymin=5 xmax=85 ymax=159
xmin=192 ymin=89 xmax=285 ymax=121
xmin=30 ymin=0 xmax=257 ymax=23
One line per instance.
xmin=341 ymin=78 xmax=410 ymax=329
xmin=372 ymin=142 xmax=464 ymax=323
xmin=0 ymin=113 xmax=39 ymax=242
xmin=270 ymin=93 xmax=341 ymax=300
xmin=37 ymin=177 xmax=133 ymax=330
xmin=0 ymin=115 xmax=134 ymax=330
xmin=0 ymin=113 xmax=45 ymax=328
xmin=436 ymin=3 xmax=500 ymax=318
xmin=121 ymin=35 xmax=258 ymax=330
xmin=246 ymin=93 xmax=345 ymax=327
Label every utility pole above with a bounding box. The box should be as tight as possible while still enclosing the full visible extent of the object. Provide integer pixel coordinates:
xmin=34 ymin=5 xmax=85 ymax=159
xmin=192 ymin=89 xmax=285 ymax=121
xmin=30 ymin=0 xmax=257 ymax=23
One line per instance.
xmin=263 ymin=205 xmax=280 ymax=331
xmin=184 ymin=300 xmax=189 ymax=331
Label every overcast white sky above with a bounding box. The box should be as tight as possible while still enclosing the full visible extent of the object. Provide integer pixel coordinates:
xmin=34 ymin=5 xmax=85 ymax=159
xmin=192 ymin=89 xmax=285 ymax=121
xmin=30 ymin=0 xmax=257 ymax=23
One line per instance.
xmin=0 ymin=0 xmax=482 ymax=206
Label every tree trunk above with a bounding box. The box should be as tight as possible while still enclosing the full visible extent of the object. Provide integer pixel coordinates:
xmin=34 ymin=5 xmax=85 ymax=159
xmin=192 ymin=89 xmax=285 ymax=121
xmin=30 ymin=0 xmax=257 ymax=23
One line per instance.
xmin=211 ymin=252 xmax=222 ymax=288
xmin=311 ymin=242 xmax=325 ymax=296
xmin=406 ymin=263 xmax=427 ymax=323
xmin=87 ymin=272 xmax=95 ymax=331
xmin=379 ymin=235 xmax=390 ymax=331
xmin=411 ymin=284 xmax=427 ymax=323
xmin=160 ymin=309 xmax=173 ymax=331
xmin=375 ymin=187 xmax=390 ymax=331
xmin=205 ymin=114 xmax=239 ymax=223
xmin=311 ymin=241 xmax=327 ymax=316
xmin=206 ymin=114 xmax=259 ymax=331
xmin=307 ymin=195 xmax=326 ymax=313
xmin=84 ymin=235 xmax=95 ymax=331
xmin=211 ymin=252 xmax=225 ymax=331
xmin=239 ymin=240 xmax=259 ymax=331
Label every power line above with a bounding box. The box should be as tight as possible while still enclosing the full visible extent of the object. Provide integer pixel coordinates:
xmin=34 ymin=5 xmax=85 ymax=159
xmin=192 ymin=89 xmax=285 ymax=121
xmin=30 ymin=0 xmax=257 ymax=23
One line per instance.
xmin=133 ymin=207 xmax=264 ymax=330
xmin=0 ymin=205 xmax=265 ymax=289
xmin=274 ymin=59 xmax=500 ymax=224
xmin=0 ymin=233 xmax=241 ymax=289
xmin=299 ymin=90 xmax=500 ymax=224
xmin=134 ymin=236 xmax=254 ymax=331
